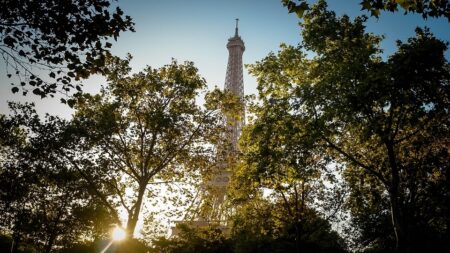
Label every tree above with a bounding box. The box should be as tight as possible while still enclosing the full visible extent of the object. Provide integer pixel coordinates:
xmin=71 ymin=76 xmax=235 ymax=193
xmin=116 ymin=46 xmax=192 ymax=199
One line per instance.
xmin=282 ymin=0 xmax=450 ymax=21
xmin=342 ymin=167 xmax=396 ymax=251
xmin=248 ymin=1 xmax=449 ymax=251
xmin=0 ymin=103 xmax=116 ymax=253
xmin=229 ymin=99 xmax=346 ymax=253
xmin=229 ymin=193 xmax=346 ymax=253
xmin=68 ymin=55 xmax=224 ymax=237
xmin=0 ymin=0 xmax=134 ymax=98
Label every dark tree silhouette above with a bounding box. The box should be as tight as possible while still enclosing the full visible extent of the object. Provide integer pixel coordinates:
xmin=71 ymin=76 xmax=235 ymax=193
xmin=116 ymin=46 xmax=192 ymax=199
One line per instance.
xmin=0 ymin=103 xmax=117 ymax=253
xmin=248 ymin=1 xmax=449 ymax=251
xmin=0 ymin=0 xmax=134 ymax=98
xmin=282 ymin=0 xmax=450 ymax=21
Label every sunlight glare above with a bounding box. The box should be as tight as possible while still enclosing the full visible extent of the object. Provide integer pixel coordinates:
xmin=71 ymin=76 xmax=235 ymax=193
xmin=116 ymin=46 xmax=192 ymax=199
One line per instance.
xmin=112 ymin=227 xmax=126 ymax=241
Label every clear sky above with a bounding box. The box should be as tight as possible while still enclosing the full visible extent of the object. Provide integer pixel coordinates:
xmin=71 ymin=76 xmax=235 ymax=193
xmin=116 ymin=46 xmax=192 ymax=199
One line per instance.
xmin=1 ymin=0 xmax=449 ymax=118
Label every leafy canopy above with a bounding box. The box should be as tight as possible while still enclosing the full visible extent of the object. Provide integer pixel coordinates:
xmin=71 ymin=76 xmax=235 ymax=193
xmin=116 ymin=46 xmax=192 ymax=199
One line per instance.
xmin=282 ymin=0 xmax=450 ymax=20
xmin=0 ymin=0 xmax=134 ymax=98
xmin=248 ymin=0 xmax=449 ymax=251
xmin=71 ymin=55 xmax=226 ymax=237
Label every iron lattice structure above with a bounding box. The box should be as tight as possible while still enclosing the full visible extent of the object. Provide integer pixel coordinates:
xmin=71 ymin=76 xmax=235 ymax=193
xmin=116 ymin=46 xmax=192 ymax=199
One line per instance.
xmin=224 ymin=18 xmax=245 ymax=153
xmin=172 ymin=21 xmax=245 ymax=235
xmin=200 ymin=18 xmax=246 ymax=224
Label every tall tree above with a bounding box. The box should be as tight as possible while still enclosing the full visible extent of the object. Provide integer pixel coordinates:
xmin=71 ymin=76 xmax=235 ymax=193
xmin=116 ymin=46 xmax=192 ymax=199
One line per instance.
xmin=0 ymin=0 xmax=134 ymax=98
xmin=248 ymin=1 xmax=449 ymax=251
xmin=229 ymin=194 xmax=346 ymax=253
xmin=69 ymin=55 xmax=224 ymax=237
xmin=0 ymin=103 xmax=116 ymax=253
xmin=230 ymin=98 xmax=346 ymax=253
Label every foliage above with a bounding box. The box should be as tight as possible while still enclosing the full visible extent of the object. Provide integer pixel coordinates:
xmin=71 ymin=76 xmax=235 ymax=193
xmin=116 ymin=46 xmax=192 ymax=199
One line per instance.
xmin=56 ymin=238 xmax=149 ymax=253
xmin=229 ymin=111 xmax=346 ymax=252
xmin=0 ymin=56 xmax=230 ymax=250
xmin=230 ymin=195 xmax=347 ymax=253
xmin=150 ymin=224 xmax=232 ymax=253
xmin=1 ymin=1 xmax=449 ymax=252
xmin=343 ymin=168 xmax=396 ymax=251
xmin=282 ymin=0 xmax=450 ymax=20
xmin=248 ymin=0 xmax=449 ymax=251
xmin=69 ymin=55 xmax=225 ymax=237
xmin=360 ymin=0 xmax=450 ymax=20
xmin=0 ymin=234 xmax=37 ymax=253
xmin=152 ymin=217 xmax=344 ymax=253
xmin=0 ymin=0 xmax=134 ymax=98
xmin=0 ymin=103 xmax=116 ymax=253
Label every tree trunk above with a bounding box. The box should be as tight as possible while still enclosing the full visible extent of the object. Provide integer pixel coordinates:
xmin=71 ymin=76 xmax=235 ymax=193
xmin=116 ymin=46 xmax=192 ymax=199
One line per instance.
xmin=386 ymin=141 xmax=408 ymax=252
xmin=126 ymin=184 xmax=146 ymax=237
xmin=390 ymin=189 xmax=406 ymax=252
xmin=44 ymin=232 xmax=57 ymax=253
xmin=294 ymin=223 xmax=302 ymax=253
xmin=10 ymin=235 xmax=19 ymax=253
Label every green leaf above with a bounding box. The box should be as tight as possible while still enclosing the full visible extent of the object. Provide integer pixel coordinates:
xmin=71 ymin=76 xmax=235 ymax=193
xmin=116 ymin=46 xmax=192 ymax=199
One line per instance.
xmin=361 ymin=0 xmax=372 ymax=10
xmin=3 ymin=36 xmax=17 ymax=47
xmin=396 ymin=0 xmax=410 ymax=10
xmin=371 ymin=9 xmax=381 ymax=17
xmin=67 ymin=99 xmax=75 ymax=108
xmin=32 ymin=88 xmax=41 ymax=95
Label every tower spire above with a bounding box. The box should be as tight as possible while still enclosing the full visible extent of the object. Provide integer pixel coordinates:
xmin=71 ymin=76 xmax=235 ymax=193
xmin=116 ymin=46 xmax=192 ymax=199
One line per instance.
xmin=225 ymin=19 xmax=245 ymax=152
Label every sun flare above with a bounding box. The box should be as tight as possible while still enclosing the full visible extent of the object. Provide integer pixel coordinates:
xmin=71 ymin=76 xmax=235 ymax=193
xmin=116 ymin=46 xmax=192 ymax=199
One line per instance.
xmin=112 ymin=227 xmax=126 ymax=241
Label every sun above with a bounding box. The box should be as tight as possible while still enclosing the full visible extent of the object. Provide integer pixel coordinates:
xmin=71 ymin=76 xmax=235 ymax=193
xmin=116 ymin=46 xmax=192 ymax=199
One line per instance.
xmin=112 ymin=227 xmax=126 ymax=241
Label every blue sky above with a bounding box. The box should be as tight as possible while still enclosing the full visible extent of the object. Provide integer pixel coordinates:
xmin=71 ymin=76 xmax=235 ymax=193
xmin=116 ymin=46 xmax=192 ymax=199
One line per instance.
xmin=1 ymin=0 xmax=449 ymax=117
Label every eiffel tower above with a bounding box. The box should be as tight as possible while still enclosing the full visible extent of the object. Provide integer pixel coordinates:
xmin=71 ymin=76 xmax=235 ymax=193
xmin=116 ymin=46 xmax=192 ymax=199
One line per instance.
xmin=172 ymin=20 xmax=245 ymax=235
xmin=224 ymin=18 xmax=245 ymax=153
xmin=202 ymin=17 xmax=245 ymax=223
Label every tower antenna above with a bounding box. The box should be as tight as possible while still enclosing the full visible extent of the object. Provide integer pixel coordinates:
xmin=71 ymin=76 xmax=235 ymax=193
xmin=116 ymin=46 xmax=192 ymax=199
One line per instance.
xmin=235 ymin=18 xmax=239 ymax=36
